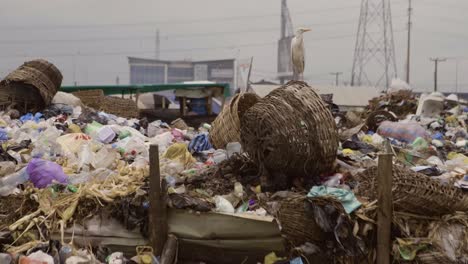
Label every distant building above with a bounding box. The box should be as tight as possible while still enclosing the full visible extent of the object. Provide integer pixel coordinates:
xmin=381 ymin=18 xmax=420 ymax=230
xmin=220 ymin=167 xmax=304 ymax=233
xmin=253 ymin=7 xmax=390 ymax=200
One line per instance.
xmin=128 ymin=57 xmax=236 ymax=94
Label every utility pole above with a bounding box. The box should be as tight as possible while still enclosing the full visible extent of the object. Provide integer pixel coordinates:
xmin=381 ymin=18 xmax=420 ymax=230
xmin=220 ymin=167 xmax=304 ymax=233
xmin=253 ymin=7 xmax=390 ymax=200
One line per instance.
xmin=406 ymin=0 xmax=412 ymax=84
xmin=430 ymin=58 xmax=446 ymax=92
xmin=329 ymin=72 xmax=343 ymax=86
xmin=155 ymin=29 xmax=160 ymax=60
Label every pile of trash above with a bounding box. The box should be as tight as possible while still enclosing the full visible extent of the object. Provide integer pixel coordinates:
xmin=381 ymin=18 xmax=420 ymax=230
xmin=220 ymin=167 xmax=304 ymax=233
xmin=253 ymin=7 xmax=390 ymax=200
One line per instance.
xmin=0 ymin=68 xmax=467 ymax=264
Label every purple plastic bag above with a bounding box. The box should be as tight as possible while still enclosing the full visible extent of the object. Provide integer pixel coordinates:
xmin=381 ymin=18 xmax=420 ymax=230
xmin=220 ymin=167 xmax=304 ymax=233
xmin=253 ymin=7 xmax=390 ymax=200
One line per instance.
xmin=27 ymin=158 xmax=68 ymax=188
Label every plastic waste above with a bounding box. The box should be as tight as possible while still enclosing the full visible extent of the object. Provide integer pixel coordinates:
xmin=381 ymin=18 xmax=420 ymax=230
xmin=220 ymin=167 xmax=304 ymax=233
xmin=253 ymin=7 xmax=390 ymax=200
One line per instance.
xmin=377 ymin=121 xmax=428 ymax=143
xmin=96 ymin=126 xmax=116 ymax=143
xmin=264 ymin=252 xmax=286 ymax=264
xmin=78 ymin=144 xmax=94 ymax=172
xmin=107 ymin=252 xmax=125 ymax=264
xmin=56 ymin=133 xmax=91 ymax=154
xmin=0 ymin=161 xmax=16 ymax=176
xmin=84 ymin=121 xmax=103 ymax=139
xmin=163 ymin=143 xmax=195 ymax=166
xmin=27 ymin=159 xmax=68 ymax=188
xmin=0 ymin=128 xmax=8 ymax=141
xmin=23 ymin=250 xmax=54 ymax=264
xmin=188 ymin=132 xmax=212 ymax=153
xmin=20 ymin=113 xmax=43 ymax=123
xmin=456 ymin=139 xmax=466 ymax=148
xmin=0 ymin=253 xmax=12 ymax=264
xmin=52 ymin=92 xmax=82 ymax=107
xmin=324 ymin=174 xmax=343 ymax=187
xmin=427 ymin=156 xmax=444 ymax=167
xmin=212 ymin=149 xmax=227 ymax=164
xmin=59 ymin=244 xmax=73 ymax=264
xmin=93 ymin=147 xmax=118 ymax=169
xmin=411 ymin=137 xmax=428 ymax=150
xmin=171 ymin=128 xmax=185 ymax=141
xmin=69 ymin=168 xmax=116 ymax=185
xmin=214 ymin=195 xmax=235 ymax=214
xmin=226 ymin=142 xmax=242 ymax=158
xmin=0 ymin=167 xmax=29 ymax=196
xmin=307 ymin=186 xmax=361 ymax=214
xmin=416 ymin=92 xmax=445 ymax=118
xmin=431 ymin=139 xmax=444 ymax=148
xmin=148 ymin=131 xmax=173 ymax=153
xmin=115 ymin=136 xmax=149 ymax=158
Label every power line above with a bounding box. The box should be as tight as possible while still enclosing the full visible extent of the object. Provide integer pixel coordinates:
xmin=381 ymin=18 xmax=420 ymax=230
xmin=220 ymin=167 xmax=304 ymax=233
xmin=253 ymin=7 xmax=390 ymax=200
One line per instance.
xmin=0 ymin=2 xmax=409 ymax=32
xmin=0 ymin=18 xmax=368 ymax=45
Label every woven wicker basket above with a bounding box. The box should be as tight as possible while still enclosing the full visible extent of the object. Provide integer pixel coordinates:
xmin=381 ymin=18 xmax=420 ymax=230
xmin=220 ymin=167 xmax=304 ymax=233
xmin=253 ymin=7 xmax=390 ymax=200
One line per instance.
xmin=240 ymin=81 xmax=338 ymax=182
xmin=0 ymin=60 xmax=62 ymax=108
xmin=23 ymin=59 xmax=63 ymax=89
xmin=101 ymin=96 xmax=139 ymax=118
xmin=355 ymin=165 xmax=468 ymax=216
xmin=277 ymin=195 xmax=327 ymax=247
xmin=72 ymin=89 xmax=105 ymax=110
xmin=210 ymin=93 xmax=260 ymax=149
xmin=0 ymin=83 xmax=45 ymax=113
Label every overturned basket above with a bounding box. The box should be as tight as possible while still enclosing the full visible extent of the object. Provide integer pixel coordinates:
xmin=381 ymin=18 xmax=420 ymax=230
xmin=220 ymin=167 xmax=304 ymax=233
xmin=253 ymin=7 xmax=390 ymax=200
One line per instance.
xmin=210 ymin=93 xmax=260 ymax=149
xmin=241 ymin=81 xmax=338 ymax=183
xmin=0 ymin=59 xmax=62 ymax=113
xmin=355 ymin=165 xmax=468 ymax=216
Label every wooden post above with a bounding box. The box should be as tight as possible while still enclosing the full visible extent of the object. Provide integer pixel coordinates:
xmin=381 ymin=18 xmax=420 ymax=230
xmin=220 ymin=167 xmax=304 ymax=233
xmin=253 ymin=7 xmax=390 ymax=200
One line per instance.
xmin=377 ymin=148 xmax=393 ymax=264
xmin=149 ymin=145 xmax=167 ymax=256
xmin=181 ymin=97 xmax=187 ymax=116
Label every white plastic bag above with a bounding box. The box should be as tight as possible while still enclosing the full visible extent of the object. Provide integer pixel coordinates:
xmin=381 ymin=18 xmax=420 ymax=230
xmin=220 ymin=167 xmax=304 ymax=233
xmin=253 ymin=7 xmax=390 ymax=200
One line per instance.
xmin=52 ymin=92 xmax=82 ymax=107
xmin=214 ymin=195 xmax=235 ymax=214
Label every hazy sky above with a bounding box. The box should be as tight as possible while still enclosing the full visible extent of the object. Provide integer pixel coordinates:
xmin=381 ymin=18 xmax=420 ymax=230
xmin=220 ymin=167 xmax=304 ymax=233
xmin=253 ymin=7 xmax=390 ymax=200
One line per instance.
xmin=0 ymin=0 xmax=467 ymax=92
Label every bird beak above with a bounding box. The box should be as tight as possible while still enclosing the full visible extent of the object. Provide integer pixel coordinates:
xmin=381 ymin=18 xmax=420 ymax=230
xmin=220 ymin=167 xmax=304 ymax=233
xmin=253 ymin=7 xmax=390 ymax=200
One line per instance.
xmin=304 ymin=28 xmax=311 ymax=32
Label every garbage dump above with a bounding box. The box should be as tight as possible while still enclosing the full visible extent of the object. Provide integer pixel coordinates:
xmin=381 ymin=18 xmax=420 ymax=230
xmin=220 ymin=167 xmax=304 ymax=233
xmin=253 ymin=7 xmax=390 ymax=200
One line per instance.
xmin=0 ymin=63 xmax=466 ymax=264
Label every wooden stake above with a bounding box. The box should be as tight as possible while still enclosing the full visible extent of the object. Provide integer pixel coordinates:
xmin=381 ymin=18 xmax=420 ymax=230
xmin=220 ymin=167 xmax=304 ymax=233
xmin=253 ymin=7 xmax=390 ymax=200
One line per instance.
xmin=377 ymin=149 xmax=393 ymax=264
xmin=160 ymin=234 xmax=178 ymax=264
xmin=149 ymin=144 xmax=167 ymax=256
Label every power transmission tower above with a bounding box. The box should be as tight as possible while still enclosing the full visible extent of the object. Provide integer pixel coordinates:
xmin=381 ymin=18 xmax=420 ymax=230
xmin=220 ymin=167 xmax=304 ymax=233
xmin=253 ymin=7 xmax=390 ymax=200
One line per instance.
xmin=406 ymin=0 xmax=413 ymax=84
xmin=329 ymin=72 xmax=343 ymax=86
xmin=155 ymin=29 xmax=160 ymax=60
xmin=351 ymin=0 xmax=398 ymax=88
xmin=277 ymin=0 xmax=294 ymax=84
xmin=430 ymin=57 xmax=446 ymax=92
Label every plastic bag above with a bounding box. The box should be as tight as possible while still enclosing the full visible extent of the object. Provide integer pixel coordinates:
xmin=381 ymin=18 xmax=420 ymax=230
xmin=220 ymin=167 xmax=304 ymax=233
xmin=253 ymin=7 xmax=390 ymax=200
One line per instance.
xmin=20 ymin=113 xmax=43 ymax=123
xmin=27 ymin=159 xmax=68 ymax=188
xmin=214 ymin=195 xmax=235 ymax=214
xmin=163 ymin=143 xmax=195 ymax=166
xmin=52 ymin=92 xmax=82 ymax=107
xmin=226 ymin=142 xmax=242 ymax=158
xmin=56 ymin=133 xmax=91 ymax=154
xmin=148 ymin=131 xmax=174 ymax=153
xmin=69 ymin=168 xmax=116 ymax=185
xmin=22 ymin=250 xmax=54 ymax=264
xmin=188 ymin=133 xmax=212 ymax=153
xmin=94 ymin=147 xmax=118 ymax=169
xmin=377 ymin=121 xmax=428 ymax=143
xmin=0 ymin=167 xmax=28 ymax=196
xmin=78 ymin=144 xmax=94 ymax=172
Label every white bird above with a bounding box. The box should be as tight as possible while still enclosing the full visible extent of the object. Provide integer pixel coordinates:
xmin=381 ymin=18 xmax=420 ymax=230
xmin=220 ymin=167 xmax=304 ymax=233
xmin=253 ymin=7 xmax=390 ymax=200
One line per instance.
xmin=291 ymin=27 xmax=311 ymax=81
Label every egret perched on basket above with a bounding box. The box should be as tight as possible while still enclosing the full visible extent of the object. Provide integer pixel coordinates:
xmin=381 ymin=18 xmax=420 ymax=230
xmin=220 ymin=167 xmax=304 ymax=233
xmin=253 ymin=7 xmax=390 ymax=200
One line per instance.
xmin=291 ymin=27 xmax=311 ymax=81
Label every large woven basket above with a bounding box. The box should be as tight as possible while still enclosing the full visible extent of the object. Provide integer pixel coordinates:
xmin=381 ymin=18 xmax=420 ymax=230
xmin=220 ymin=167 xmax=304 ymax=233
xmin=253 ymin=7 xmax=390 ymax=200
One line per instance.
xmin=101 ymin=96 xmax=139 ymax=118
xmin=276 ymin=195 xmax=328 ymax=248
xmin=0 ymin=59 xmax=62 ymax=109
xmin=23 ymin=59 xmax=63 ymax=89
xmin=240 ymin=81 xmax=338 ymax=183
xmin=210 ymin=93 xmax=260 ymax=149
xmin=72 ymin=89 xmax=104 ymax=110
xmin=355 ymin=165 xmax=468 ymax=216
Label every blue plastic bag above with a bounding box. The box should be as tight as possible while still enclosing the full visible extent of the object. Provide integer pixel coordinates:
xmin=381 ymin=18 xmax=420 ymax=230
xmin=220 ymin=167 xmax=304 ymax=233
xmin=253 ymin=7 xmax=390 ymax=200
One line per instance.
xmin=0 ymin=128 xmax=8 ymax=141
xmin=188 ymin=133 xmax=212 ymax=153
xmin=20 ymin=113 xmax=43 ymax=123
